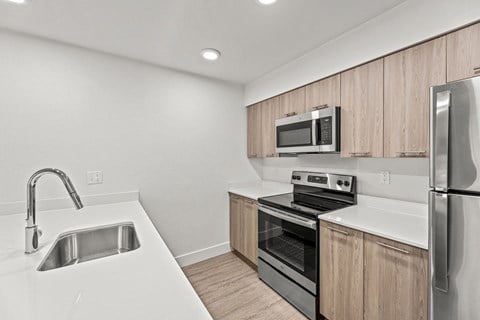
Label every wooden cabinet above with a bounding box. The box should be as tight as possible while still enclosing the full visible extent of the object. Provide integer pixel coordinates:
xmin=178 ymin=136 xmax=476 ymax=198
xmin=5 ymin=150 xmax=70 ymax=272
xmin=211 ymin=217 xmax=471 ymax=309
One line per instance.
xmin=340 ymin=59 xmax=384 ymax=158
xmin=242 ymin=198 xmax=258 ymax=264
xmin=278 ymin=87 xmax=306 ymax=118
xmin=261 ymin=97 xmax=280 ymax=158
xmin=364 ymin=234 xmax=428 ymax=320
xmin=447 ymin=22 xmax=480 ymax=82
xmin=247 ymin=103 xmax=262 ymax=158
xmin=229 ymin=194 xmax=258 ymax=265
xmin=229 ymin=194 xmax=243 ymax=252
xmin=319 ymin=222 xmax=363 ymax=320
xmin=306 ymin=75 xmax=341 ymax=111
xmin=384 ymin=37 xmax=446 ymax=158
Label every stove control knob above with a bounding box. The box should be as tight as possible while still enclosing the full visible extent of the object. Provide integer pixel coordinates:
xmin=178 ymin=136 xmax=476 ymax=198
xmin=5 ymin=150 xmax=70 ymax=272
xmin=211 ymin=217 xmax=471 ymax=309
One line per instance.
xmin=344 ymin=181 xmax=351 ymax=187
xmin=337 ymin=180 xmax=344 ymax=186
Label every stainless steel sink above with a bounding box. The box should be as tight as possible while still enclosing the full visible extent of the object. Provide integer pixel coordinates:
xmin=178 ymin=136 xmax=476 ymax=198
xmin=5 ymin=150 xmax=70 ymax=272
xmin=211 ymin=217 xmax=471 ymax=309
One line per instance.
xmin=38 ymin=222 xmax=140 ymax=271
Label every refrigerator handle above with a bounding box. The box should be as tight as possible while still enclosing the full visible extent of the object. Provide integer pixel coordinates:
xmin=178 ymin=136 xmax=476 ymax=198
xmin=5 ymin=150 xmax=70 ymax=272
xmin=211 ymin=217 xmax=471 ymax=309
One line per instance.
xmin=430 ymin=89 xmax=451 ymax=191
xmin=431 ymin=192 xmax=449 ymax=292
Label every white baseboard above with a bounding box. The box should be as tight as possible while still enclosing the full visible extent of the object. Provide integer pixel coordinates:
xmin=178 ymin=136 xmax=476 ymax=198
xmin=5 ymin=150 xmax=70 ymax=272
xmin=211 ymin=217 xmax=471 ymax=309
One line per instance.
xmin=175 ymin=242 xmax=231 ymax=267
xmin=0 ymin=191 xmax=139 ymax=216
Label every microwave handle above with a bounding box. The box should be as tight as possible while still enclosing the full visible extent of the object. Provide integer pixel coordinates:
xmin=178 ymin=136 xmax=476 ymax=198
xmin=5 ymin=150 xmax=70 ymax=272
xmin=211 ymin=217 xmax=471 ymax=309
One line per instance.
xmin=312 ymin=120 xmax=317 ymax=146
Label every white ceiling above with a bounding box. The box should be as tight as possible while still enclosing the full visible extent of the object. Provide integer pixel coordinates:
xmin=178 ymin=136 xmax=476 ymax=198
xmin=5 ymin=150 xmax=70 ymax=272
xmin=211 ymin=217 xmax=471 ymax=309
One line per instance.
xmin=0 ymin=0 xmax=406 ymax=83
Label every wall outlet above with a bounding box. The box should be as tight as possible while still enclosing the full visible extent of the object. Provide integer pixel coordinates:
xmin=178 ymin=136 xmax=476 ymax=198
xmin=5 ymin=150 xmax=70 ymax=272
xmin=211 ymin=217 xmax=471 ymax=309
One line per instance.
xmin=380 ymin=171 xmax=390 ymax=185
xmin=87 ymin=171 xmax=103 ymax=185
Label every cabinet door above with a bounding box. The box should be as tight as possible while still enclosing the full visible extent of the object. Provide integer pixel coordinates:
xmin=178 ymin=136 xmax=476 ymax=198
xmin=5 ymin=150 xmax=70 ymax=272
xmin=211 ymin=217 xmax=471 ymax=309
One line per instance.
xmin=305 ymin=75 xmax=341 ymax=111
xmin=242 ymin=198 xmax=258 ymax=265
xmin=319 ymin=222 xmax=363 ymax=320
xmin=261 ymin=97 xmax=280 ymax=158
xmin=247 ymin=103 xmax=263 ymax=158
xmin=229 ymin=195 xmax=244 ymax=253
xmin=278 ymin=87 xmax=306 ymax=118
xmin=364 ymin=234 xmax=428 ymax=320
xmin=384 ymin=37 xmax=446 ymax=158
xmin=340 ymin=59 xmax=384 ymax=158
xmin=447 ymin=22 xmax=480 ymax=82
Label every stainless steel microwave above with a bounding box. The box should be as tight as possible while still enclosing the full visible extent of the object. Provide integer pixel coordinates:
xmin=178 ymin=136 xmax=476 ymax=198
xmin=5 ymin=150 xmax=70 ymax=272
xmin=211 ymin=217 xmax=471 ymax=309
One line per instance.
xmin=275 ymin=106 xmax=340 ymax=154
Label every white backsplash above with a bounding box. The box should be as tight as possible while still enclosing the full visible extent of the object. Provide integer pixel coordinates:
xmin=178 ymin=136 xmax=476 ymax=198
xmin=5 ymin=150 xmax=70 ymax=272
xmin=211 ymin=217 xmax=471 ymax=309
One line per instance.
xmin=250 ymin=155 xmax=429 ymax=203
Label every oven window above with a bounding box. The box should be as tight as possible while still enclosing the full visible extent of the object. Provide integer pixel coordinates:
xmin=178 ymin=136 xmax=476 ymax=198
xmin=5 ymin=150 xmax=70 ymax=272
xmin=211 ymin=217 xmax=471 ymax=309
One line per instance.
xmin=258 ymin=210 xmax=317 ymax=283
xmin=276 ymin=120 xmax=312 ymax=147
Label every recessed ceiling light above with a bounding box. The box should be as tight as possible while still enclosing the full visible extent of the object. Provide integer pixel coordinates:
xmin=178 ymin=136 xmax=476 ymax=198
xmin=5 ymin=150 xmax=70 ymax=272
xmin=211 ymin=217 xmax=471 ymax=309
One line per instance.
xmin=201 ymin=48 xmax=221 ymax=61
xmin=257 ymin=0 xmax=277 ymax=5
xmin=4 ymin=0 xmax=27 ymax=4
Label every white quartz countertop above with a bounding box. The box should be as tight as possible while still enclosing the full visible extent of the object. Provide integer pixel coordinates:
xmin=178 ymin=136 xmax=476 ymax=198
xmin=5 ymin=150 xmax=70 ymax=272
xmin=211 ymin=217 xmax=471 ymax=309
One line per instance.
xmin=228 ymin=180 xmax=292 ymax=200
xmin=0 ymin=201 xmax=212 ymax=320
xmin=319 ymin=195 xmax=428 ymax=249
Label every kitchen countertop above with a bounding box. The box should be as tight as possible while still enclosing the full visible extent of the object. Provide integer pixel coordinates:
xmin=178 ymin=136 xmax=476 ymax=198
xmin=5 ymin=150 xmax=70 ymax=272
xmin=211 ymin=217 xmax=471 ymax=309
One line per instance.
xmin=0 ymin=201 xmax=212 ymax=320
xmin=319 ymin=195 xmax=428 ymax=249
xmin=228 ymin=180 xmax=292 ymax=200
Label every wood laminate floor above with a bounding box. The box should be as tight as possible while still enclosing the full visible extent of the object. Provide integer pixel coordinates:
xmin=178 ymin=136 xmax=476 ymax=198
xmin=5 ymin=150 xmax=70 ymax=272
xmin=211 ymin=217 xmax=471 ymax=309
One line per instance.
xmin=183 ymin=252 xmax=308 ymax=320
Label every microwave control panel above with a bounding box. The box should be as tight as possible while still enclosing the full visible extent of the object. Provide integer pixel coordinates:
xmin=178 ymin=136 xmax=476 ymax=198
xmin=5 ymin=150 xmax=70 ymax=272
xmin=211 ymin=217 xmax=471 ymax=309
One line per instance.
xmin=318 ymin=117 xmax=332 ymax=145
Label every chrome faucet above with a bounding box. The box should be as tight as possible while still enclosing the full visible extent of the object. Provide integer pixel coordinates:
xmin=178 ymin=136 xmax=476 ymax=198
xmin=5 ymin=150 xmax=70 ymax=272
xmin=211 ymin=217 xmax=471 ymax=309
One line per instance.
xmin=25 ymin=168 xmax=83 ymax=254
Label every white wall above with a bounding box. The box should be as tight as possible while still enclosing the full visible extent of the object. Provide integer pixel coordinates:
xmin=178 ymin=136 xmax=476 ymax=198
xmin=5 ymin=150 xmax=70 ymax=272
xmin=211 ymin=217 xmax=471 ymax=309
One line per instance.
xmin=251 ymin=156 xmax=429 ymax=203
xmin=245 ymin=0 xmax=480 ymax=105
xmin=0 ymin=29 xmax=259 ymax=257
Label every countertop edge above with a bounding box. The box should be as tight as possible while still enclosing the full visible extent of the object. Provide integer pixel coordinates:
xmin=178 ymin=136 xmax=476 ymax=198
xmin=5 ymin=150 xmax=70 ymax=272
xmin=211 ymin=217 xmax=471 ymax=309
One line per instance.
xmin=318 ymin=215 xmax=428 ymax=250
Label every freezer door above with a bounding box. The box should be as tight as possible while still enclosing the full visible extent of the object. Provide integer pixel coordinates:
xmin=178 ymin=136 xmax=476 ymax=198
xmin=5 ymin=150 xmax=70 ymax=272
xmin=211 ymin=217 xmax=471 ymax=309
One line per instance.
xmin=429 ymin=191 xmax=480 ymax=320
xmin=430 ymin=76 xmax=480 ymax=192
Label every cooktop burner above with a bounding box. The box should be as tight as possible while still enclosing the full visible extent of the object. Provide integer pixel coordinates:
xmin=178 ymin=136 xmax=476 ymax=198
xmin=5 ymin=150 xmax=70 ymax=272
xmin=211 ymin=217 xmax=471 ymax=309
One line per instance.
xmin=258 ymin=171 xmax=356 ymax=217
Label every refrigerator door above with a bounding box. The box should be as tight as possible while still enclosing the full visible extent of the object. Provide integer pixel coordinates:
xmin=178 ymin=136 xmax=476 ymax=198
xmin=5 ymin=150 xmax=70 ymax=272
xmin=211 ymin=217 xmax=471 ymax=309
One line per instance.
xmin=430 ymin=76 xmax=480 ymax=192
xmin=429 ymin=191 xmax=480 ymax=320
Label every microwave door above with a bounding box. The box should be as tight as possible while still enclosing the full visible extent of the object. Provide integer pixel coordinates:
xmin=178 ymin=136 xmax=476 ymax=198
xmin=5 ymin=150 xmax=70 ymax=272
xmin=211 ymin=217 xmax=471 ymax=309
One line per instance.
xmin=430 ymin=76 xmax=480 ymax=193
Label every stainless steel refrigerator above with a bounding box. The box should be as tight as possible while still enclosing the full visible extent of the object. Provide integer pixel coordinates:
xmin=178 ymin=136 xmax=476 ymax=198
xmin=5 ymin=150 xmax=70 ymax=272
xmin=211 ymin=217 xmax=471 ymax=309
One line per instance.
xmin=430 ymin=76 xmax=480 ymax=320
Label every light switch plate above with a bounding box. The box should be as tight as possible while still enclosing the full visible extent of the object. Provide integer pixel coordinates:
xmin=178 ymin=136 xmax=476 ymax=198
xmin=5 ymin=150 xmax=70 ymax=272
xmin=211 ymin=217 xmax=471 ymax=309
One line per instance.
xmin=380 ymin=171 xmax=390 ymax=185
xmin=87 ymin=171 xmax=103 ymax=185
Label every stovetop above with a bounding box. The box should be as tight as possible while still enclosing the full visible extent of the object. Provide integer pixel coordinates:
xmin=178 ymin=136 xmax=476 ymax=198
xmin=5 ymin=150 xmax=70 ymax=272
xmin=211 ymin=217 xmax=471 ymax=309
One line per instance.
xmin=258 ymin=171 xmax=357 ymax=218
xmin=258 ymin=191 xmax=354 ymax=217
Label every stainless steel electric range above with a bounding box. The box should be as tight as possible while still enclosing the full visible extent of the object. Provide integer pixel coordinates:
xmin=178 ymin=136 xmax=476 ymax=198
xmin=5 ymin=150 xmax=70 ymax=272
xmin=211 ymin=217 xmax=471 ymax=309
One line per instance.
xmin=257 ymin=171 xmax=356 ymax=320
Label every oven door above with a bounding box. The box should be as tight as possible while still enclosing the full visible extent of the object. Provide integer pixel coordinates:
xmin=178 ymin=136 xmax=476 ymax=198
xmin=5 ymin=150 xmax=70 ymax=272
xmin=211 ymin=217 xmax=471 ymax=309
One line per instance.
xmin=257 ymin=204 xmax=317 ymax=294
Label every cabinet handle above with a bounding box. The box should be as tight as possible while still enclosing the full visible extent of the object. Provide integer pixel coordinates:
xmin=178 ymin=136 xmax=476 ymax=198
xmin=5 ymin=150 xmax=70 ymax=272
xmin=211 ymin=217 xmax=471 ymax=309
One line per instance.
xmin=312 ymin=104 xmax=329 ymax=110
xmin=376 ymin=241 xmax=409 ymax=254
xmin=266 ymin=153 xmax=276 ymax=157
xmin=396 ymin=150 xmax=426 ymax=157
xmin=327 ymin=226 xmax=349 ymax=236
xmin=284 ymin=112 xmax=297 ymax=117
xmin=474 ymin=66 xmax=480 ymax=74
xmin=349 ymin=152 xmax=371 ymax=157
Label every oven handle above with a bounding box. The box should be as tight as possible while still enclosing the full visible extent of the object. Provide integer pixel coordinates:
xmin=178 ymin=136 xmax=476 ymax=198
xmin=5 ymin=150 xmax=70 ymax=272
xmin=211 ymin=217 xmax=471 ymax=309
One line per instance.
xmin=257 ymin=204 xmax=317 ymax=230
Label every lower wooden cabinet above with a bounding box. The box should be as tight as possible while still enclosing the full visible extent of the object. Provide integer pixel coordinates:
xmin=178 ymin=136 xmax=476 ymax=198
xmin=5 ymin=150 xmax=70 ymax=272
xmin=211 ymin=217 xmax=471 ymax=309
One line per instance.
xmin=320 ymin=221 xmax=364 ymax=320
xmin=364 ymin=234 xmax=428 ymax=320
xmin=319 ymin=222 xmax=428 ymax=320
xmin=229 ymin=194 xmax=258 ymax=265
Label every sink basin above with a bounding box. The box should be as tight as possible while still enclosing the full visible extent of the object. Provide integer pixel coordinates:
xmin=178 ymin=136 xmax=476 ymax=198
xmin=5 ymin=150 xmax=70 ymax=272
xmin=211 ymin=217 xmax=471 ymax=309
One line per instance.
xmin=38 ymin=222 xmax=140 ymax=271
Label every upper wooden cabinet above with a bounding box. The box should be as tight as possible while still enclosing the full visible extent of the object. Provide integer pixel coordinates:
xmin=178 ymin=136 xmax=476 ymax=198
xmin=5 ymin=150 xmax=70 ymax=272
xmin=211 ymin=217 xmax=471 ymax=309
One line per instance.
xmin=341 ymin=59 xmax=384 ymax=158
xmin=306 ymin=75 xmax=341 ymax=111
xmin=320 ymin=222 xmax=363 ymax=320
xmin=364 ymin=234 xmax=428 ymax=320
xmin=384 ymin=37 xmax=446 ymax=158
xmin=261 ymin=97 xmax=280 ymax=158
xmin=247 ymin=103 xmax=262 ymax=158
xmin=447 ymin=22 xmax=480 ymax=82
xmin=278 ymin=87 xmax=306 ymax=118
